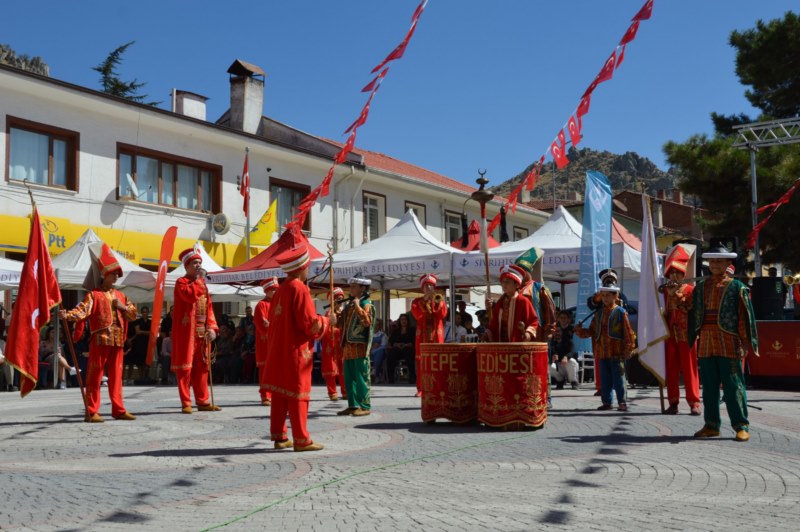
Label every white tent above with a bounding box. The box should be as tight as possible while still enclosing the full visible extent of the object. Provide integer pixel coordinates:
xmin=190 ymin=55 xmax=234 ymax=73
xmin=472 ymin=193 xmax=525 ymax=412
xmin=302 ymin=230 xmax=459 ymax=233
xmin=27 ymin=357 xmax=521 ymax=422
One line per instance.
xmin=309 ymin=210 xmax=464 ymax=290
xmin=453 ymin=206 xmax=642 ymax=297
xmin=51 ymin=228 xmax=156 ymax=290
xmin=126 ymin=243 xmax=263 ymax=304
xmin=0 ymin=256 xmax=23 ymax=289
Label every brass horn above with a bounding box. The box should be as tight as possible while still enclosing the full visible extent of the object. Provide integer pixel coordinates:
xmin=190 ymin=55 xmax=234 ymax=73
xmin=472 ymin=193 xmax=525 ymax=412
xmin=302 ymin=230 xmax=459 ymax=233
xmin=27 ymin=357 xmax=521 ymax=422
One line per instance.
xmin=784 ymin=274 xmax=800 ymax=286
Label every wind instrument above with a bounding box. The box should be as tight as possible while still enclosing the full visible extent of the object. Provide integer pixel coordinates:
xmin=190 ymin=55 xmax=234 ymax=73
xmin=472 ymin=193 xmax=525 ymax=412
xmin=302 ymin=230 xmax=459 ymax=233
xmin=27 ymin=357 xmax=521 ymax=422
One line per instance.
xmin=784 ymin=274 xmax=800 ymax=286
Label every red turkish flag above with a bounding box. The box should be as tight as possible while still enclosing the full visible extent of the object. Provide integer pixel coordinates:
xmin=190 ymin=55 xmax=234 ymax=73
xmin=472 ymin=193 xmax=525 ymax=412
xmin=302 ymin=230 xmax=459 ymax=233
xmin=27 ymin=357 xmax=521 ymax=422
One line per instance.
xmin=240 ymin=150 xmax=250 ymax=217
xmin=334 ymin=132 xmax=357 ymax=165
xmin=577 ymin=94 xmax=591 ymax=128
xmin=568 ymin=115 xmax=582 ymax=147
xmin=146 ymin=226 xmax=177 ymax=366
xmin=361 ymin=67 xmax=389 ymax=93
xmin=319 ymin=167 xmax=336 ymax=197
xmin=551 ymin=132 xmax=569 ymax=170
xmin=4 ymin=208 xmax=62 ymax=397
xmin=371 ymin=0 xmax=427 ymax=73
xmin=487 ymin=211 xmax=502 ymax=234
xmin=596 ymin=51 xmax=617 ymax=84
xmin=633 ymin=0 xmax=654 ymax=21
xmin=620 ymin=20 xmax=641 ymax=45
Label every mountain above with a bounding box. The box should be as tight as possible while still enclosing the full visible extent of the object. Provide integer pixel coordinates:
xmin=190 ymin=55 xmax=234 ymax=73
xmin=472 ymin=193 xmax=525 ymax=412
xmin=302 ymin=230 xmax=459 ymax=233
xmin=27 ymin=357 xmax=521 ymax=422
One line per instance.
xmin=0 ymin=44 xmax=49 ymax=76
xmin=494 ymin=146 xmax=679 ymax=203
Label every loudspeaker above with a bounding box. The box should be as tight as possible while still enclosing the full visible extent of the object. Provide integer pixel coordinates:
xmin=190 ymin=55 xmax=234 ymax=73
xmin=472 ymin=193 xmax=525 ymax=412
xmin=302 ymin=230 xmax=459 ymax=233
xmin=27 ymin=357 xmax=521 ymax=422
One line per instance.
xmin=751 ymin=277 xmax=785 ymax=320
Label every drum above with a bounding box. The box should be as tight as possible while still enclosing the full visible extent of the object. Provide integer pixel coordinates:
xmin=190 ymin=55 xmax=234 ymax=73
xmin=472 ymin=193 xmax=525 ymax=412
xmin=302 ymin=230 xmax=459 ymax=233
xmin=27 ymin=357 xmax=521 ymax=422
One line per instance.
xmin=419 ymin=343 xmax=478 ymax=423
xmin=477 ymin=342 xmax=548 ymax=429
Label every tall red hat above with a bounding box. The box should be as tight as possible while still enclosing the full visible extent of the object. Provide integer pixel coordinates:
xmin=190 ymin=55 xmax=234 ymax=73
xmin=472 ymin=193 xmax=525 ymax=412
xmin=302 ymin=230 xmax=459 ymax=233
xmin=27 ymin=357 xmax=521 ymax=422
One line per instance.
xmin=330 ymin=287 xmax=345 ymax=300
xmin=276 ymin=243 xmax=310 ymax=274
xmin=98 ymin=243 xmax=123 ymax=277
xmin=499 ymin=264 xmax=525 ymax=286
xmin=664 ymin=245 xmax=691 ymax=276
xmin=419 ymin=273 xmax=438 ymax=289
xmin=179 ymin=245 xmax=203 ymax=267
xmin=260 ymin=277 xmax=279 ymax=290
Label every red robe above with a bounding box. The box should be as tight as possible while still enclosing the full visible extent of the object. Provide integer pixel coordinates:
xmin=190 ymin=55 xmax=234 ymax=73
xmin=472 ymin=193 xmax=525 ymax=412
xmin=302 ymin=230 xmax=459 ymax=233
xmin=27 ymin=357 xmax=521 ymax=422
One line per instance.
xmin=488 ymin=293 xmax=539 ymax=343
xmin=411 ymin=296 xmax=447 ymax=392
xmin=171 ymin=276 xmax=219 ymax=370
xmin=254 ymin=298 xmax=273 ymax=401
xmin=264 ymin=278 xmax=327 ymax=400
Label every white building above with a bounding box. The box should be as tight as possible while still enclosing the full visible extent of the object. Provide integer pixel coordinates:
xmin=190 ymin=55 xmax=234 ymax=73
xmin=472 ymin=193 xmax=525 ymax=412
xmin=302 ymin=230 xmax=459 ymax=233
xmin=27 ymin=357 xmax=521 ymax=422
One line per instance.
xmin=0 ymin=60 xmax=547 ymax=314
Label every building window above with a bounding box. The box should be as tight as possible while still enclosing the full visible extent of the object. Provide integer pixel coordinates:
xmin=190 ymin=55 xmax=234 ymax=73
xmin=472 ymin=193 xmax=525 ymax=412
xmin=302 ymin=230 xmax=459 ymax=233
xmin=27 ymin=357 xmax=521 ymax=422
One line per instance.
xmin=363 ymin=191 xmax=386 ymax=242
xmin=404 ymin=201 xmax=427 ymax=226
xmin=269 ymin=177 xmax=311 ymax=231
xmin=6 ymin=116 xmax=79 ymax=190
xmin=117 ymin=143 xmax=220 ymax=212
xmin=513 ymin=226 xmax=529 ymax=241
xmin=444 ymin=211 xmax=462 ymax=245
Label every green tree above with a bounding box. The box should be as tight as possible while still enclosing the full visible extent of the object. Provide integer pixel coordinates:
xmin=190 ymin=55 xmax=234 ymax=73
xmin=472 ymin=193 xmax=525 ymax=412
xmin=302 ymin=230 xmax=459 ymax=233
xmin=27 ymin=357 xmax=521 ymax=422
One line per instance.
xmin=664 ymin=12 xmax=800 ymax=271
xmin=93 ymin=41 xmax=159 ymax=105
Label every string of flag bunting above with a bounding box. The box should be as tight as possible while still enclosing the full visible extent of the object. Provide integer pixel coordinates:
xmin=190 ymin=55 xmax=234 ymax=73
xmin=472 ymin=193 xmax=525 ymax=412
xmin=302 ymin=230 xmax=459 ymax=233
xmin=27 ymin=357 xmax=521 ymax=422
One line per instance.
xmin=487 ymin=0 xmax=655 ymax=234
xmin=286 ymin=0 xmax=429 ymax=231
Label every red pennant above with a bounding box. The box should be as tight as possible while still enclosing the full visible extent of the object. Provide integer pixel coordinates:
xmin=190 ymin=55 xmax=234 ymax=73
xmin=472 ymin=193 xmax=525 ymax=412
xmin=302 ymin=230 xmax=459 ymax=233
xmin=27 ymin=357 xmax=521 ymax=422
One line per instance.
xmin=616 ymin=45 xmax=627 ymax=69
xmin=577 ymin=94 xmax=591 ymax=127
xmin=334 ymin=132 xmax=357 ymax=165
xmin=371 ymin=0 xmax=427 ymax=73
xmin=550 ymin=132 xmax=569 ymax=170
xmin=361 ymin=68 xmax=389 ymax=93
xmin=487 ymin=211 xmax=502 ymax=234
xmin=633 ymin=0 xmax=654 ymax=21
xmin=567 ymin=115 xmax=582 ymax=146
xmin=319 ymin=167 xmax=336 ymax=197
xmin=620 ymin=20 xmax=641 ymax=45
xmin=240 ymin=150 xmax=250 ymax=217
xmin=596 ymin=51 xmax=617 ymax=84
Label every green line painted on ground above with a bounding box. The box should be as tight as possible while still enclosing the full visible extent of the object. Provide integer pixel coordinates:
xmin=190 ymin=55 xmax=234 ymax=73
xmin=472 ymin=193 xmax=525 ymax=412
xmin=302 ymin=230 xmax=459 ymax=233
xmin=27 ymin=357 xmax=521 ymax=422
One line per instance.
xmin=201 ymin=431 xmax=538 ymax=531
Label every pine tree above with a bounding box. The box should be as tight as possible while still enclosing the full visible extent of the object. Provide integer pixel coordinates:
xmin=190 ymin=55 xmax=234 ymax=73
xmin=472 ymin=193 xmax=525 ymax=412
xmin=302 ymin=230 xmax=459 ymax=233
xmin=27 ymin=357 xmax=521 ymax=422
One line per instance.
xmin=93 ymin=41 xmax=159 ymax=105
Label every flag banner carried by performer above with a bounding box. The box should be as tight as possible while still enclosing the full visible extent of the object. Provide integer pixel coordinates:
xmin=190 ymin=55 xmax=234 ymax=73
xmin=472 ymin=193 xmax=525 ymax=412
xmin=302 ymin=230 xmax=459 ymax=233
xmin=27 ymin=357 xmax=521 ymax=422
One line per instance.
xmin=575 ymin=170 xmax=613 ymax=354
xmin=636 ymin=196 xmax=668 ymax=384
xmin=250 ymin=200 xmax=278 ymax=247
xmin=5 ymin=208 xmax=62 ymax=397
xmin=146 ymin=226 xmax=178 ymax=366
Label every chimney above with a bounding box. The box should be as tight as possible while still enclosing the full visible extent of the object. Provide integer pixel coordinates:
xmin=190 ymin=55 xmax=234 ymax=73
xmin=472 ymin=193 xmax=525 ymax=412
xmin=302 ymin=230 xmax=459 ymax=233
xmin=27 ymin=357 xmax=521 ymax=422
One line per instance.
xmin=652 ymin=200 xmax=663 ymax=228
xmin=656 ymin=189 xmax=666 ymax=200
xmin=569 ymin=191 xmax=582 ymax=201
xmin=672 ymin=188 xmax=683 ymax=205
xmin=172 ymin=90 xmax=208 ymax=120
xmin=227 ymin=59 xmax=265 ymax=134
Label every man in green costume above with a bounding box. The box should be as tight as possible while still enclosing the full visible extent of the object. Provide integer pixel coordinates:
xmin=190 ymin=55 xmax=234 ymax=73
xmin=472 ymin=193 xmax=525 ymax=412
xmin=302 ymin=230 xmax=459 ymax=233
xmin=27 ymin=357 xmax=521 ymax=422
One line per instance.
xmin=688 ymin=244 xmax=758 ymax=442
xmin=337 ymin=274 xmax=375 ymax=417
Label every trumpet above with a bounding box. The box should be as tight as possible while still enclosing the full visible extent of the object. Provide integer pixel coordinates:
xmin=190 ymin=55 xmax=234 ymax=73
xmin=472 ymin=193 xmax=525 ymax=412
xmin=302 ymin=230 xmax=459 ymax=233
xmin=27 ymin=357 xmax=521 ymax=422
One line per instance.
xmin=785 ymin=274 xmax=800 ymax=286
xmin=434 ymin=294 xmax=444 ymax=304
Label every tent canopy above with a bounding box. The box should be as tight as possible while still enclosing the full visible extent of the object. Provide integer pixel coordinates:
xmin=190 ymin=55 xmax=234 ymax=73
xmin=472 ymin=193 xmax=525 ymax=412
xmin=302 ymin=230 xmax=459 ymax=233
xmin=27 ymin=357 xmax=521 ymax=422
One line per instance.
xmin=310 ymin=210 xmax=463 ymax=290
xmin=450 ymin=219 xmax=501 ymax=251
xmin=206 ymin=225 xmax=323 ymax=284
xmin=453 ymin=206 xmax=641 ymax=286
xmin=51 ymin=228 xmax=155 ymax=290
xmin=0 ymin=256 xmax=23 ymax=289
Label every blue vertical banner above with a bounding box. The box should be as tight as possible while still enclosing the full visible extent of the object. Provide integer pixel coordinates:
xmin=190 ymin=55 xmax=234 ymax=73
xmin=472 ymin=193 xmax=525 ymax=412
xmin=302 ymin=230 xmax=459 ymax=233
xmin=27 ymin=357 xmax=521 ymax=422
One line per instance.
xmin=574 ymin=170 xmax=613 ymax=353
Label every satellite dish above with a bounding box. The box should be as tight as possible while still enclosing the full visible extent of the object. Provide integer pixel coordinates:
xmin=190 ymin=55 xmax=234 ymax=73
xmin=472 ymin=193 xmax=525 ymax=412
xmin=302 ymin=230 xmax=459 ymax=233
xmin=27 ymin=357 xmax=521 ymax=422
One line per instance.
xmin=125 ymin=173 xmax=140 ymax=199
xmin=212 ymin=213 xmax=231 ymax=235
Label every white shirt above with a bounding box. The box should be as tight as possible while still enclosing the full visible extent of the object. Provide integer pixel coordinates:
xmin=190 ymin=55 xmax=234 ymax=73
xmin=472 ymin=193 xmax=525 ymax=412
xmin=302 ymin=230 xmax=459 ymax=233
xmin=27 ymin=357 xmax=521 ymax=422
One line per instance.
xmin=444 ymin=324 xmax=467 ymax=343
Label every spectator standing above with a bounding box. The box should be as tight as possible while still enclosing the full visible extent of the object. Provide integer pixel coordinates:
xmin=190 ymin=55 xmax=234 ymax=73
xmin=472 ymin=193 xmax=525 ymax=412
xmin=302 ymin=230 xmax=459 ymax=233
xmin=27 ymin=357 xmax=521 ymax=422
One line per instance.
xmin=387 ymin=313 xmax=415 ymax=385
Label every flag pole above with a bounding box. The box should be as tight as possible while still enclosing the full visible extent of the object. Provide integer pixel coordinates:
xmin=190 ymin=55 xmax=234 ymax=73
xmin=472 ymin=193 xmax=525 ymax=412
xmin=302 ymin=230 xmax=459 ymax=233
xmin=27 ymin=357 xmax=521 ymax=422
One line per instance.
xmin=60 ymin=316 xmax=89 ymax=417
xmin=245 ymin=147 xmax=251 ymax=260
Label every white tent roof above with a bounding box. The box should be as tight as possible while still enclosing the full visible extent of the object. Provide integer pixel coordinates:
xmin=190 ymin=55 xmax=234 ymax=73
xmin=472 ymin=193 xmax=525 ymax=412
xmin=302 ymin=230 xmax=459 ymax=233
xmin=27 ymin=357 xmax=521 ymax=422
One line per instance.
xmin=453 ymin=206 xmax=641 ymax=287
xmin=0 ymin=256 xmax=23 ymax=289
xmin=309 ymin=210 xmax=463 ymax=290
xmin=126 ymin=243 xmax=263 ymax=304
xmin=51 ymin=228 xmax=155 ymax=290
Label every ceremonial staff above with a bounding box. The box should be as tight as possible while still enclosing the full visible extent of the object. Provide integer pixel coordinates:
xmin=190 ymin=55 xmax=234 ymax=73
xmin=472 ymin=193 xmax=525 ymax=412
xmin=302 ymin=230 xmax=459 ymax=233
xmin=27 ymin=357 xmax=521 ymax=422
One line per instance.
xmin=470 ymin=171 xmax=495 ymax=320
xmin=327 ymin=242 xmax=335 ymax=312
xmin=200 ymin=268 xmax=217 ymax=409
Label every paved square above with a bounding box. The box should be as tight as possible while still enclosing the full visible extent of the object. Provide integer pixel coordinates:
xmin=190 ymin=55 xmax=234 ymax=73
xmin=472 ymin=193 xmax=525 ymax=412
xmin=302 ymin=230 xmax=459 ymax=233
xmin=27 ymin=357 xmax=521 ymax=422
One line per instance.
xmin=1 ymin=383 xmax=798 ymax=531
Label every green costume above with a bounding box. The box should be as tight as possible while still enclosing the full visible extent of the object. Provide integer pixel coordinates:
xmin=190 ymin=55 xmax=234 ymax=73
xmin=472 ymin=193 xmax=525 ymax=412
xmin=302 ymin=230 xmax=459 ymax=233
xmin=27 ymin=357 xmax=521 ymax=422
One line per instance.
xmin=340 ymin=295 xmax=375 ymax=411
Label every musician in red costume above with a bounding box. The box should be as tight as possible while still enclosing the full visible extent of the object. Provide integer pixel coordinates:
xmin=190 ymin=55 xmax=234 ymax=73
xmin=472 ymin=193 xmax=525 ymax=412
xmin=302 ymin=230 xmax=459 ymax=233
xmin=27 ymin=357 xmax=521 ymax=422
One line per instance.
xmin=254 ymin=277 xmax=279 ymax=406
xmin=661 ymin=245 xmax=701 ymax=416
xmin=171 ymin=245 xmax=220 ymax=414
xmin=264 ymin=244 xmax=329 ymax=452
xmin=486 ymin=264 xmax=540 ymax=343
xmin=321 ymin=287 xmax=346 ymax=401
xmin=61 ymin=244 xmax=138 ymax=422
xmin=410 ymin=273 xmax=447 ymax=397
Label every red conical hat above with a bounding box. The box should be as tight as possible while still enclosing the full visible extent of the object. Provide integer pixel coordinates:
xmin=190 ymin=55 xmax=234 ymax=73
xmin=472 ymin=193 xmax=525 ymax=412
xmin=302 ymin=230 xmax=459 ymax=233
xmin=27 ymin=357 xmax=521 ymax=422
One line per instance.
xmin=98 ymin=243 xmax=123 ymax=277
xmin=665 ymin=245 xmax=691 ymax=276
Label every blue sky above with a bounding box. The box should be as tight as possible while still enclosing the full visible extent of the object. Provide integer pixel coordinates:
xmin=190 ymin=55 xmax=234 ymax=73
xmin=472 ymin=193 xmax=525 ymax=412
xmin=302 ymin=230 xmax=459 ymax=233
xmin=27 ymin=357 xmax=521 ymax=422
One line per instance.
xmin=4 ymin=1 xmax=797 ymax=190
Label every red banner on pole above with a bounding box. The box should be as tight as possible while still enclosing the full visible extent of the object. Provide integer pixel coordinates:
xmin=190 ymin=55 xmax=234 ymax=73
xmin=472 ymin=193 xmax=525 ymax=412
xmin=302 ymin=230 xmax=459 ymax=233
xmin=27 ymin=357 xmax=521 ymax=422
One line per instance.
xmin=5 ymin=208 xmax=62 ymax=397
xmin=146 ymin=226 xmax=178 ymax=366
